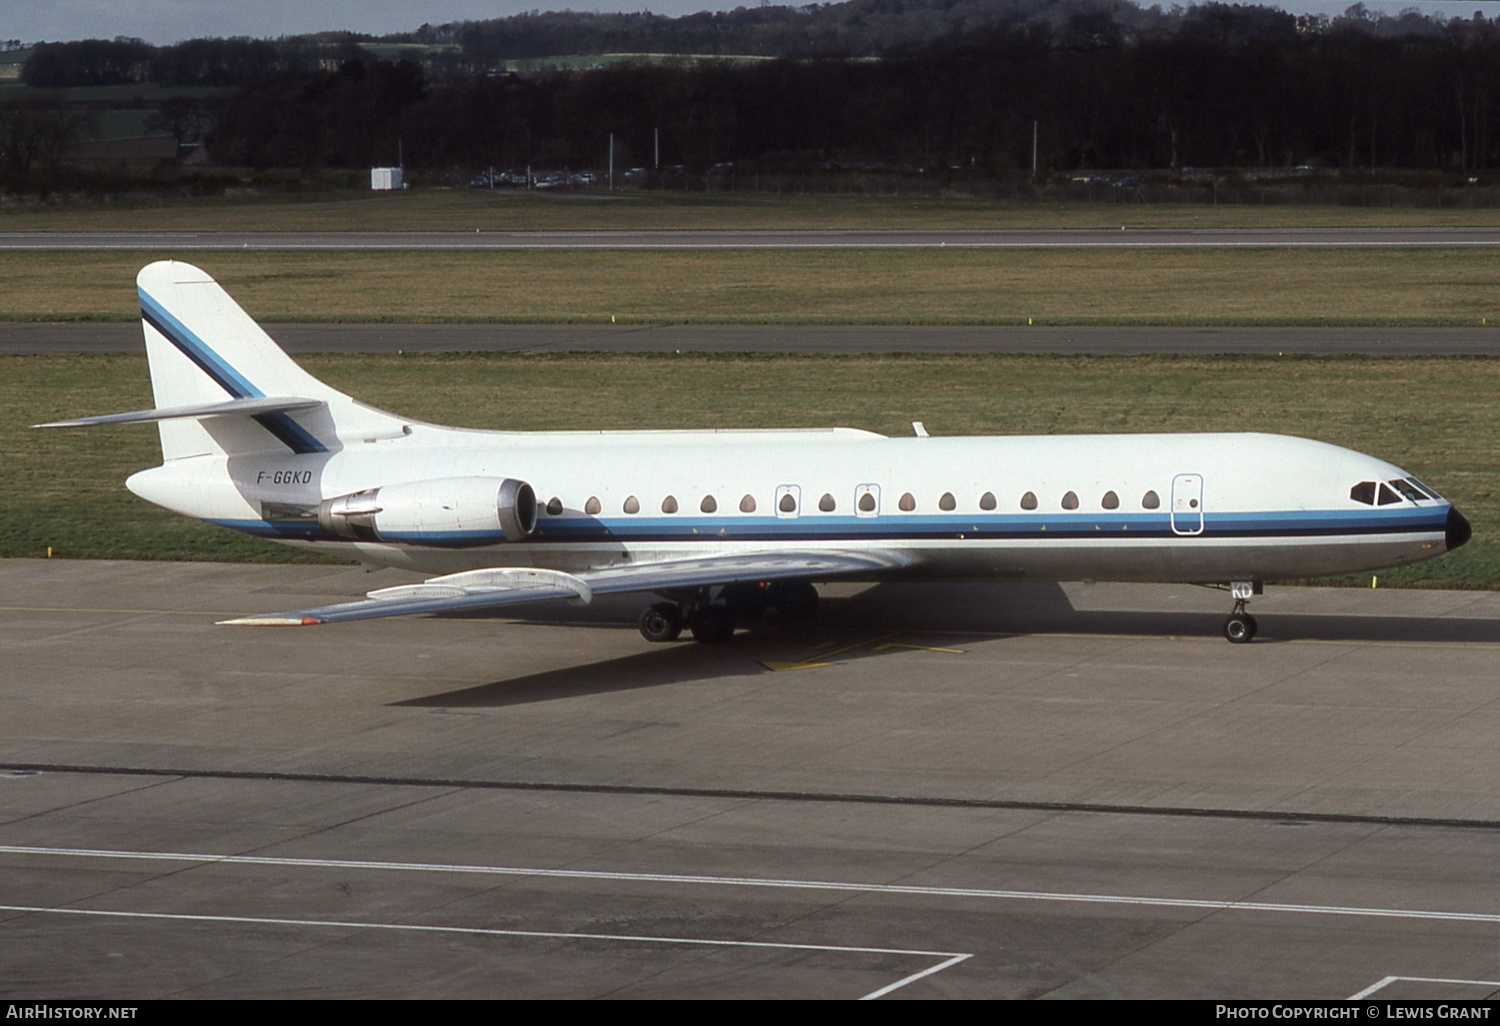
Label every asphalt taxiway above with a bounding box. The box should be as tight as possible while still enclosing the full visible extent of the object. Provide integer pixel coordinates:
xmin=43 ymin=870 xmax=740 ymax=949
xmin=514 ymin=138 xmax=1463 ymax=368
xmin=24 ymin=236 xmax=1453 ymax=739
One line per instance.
xmin=2 ymin=559 xmax=1497 ymax=998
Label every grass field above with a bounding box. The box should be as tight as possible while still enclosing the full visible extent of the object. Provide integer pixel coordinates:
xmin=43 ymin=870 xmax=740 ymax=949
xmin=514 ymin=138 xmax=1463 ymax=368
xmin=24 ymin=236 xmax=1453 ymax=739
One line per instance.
xmin=5 ymin=188 xmax=1500 ymax=234
xmin=2 ymin=248 xmax=1499 ymax=325
xmin=5 ymin=352 xmax=1496 ymax=588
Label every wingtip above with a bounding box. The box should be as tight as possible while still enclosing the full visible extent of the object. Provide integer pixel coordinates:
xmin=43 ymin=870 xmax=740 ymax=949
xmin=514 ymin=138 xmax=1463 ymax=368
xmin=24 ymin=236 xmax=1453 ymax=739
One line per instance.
xmin=218 ymin=616 xmax=323 ymax=626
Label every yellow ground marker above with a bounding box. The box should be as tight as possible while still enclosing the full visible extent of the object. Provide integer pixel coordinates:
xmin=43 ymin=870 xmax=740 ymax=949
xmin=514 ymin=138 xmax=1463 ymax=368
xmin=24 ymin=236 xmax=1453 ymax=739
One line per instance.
xmin=761 ymin=632 xmax=965 ymax=671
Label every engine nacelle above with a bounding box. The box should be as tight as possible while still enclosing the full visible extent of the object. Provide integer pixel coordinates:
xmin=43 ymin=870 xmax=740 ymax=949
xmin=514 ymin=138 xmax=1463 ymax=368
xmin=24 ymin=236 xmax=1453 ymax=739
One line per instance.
xmin=318 ymin=477 xmax=537 ymax=547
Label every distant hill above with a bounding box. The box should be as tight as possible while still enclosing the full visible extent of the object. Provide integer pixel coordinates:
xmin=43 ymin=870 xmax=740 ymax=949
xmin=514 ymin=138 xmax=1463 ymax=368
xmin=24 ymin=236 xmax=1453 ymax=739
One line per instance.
xmin=399 ymin=0 xmax=1165 ymax=62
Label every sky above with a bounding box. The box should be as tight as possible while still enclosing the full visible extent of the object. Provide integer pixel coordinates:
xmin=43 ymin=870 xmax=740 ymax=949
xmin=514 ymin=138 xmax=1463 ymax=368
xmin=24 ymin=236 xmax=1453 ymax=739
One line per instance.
xmin=4 ymin=0 xmax=1500 ymax=46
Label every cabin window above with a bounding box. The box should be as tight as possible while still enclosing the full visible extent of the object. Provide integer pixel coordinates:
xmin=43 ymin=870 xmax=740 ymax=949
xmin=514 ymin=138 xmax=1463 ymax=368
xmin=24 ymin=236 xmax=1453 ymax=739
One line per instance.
xmin=1377 ymin=483 xmax=1401 ymax=506
xmin=979 ymin=491 xmax=997 ymax=511
xmin=740 ymin=494 xmax=757 ymax=513
xmin=1020 ymin=491 xmax=1038 ymax=510
xmin=623 ymin=495 xmax=640 ymax=514
xmin=939 ymin=492 xmax=956 ymax=511
xmin=779 ymin=492 xmax=797 ymax=513
xmin=701 ymin=495 xmax=718 ymax=513
xmin=545 ymin=496 xmax=563 ymax=516
xmin=858 ymin=492 xmax=877 ymax=512
xmin=1142 ymin=490 xmax=1161 ymax=509
xmin=1061 ymin=491 xmax=1080 ymax=510
xmin=1102 ymin=490 xmax=1119 ymax=510
xmin=819 ymin=493 xmax=836 ymax=512
xmin=899 ymin=492 xmax=916 ymax=511
xmin=661 ymin=495 xmax=678 ymax=514
xmin=585 ymin=496 xmax=601 ymax=515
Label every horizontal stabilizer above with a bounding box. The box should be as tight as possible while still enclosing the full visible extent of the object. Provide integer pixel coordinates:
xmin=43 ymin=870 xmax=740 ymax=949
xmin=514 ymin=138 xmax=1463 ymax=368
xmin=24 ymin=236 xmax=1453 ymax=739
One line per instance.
xmin=35 ymin=396 xmax=324 ymax=429
xmin=221 ymin=550 xmax=909 ymax=626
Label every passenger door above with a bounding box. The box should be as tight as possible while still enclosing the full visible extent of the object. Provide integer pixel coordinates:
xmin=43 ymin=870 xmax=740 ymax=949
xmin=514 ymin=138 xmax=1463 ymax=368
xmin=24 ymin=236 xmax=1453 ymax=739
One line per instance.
xmin=1171 ymin=473 xmax=1204 ymax=535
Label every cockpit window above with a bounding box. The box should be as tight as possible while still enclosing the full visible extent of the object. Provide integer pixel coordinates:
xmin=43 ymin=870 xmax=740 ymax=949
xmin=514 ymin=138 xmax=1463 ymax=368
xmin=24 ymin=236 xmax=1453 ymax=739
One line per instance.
xmin=1349 ymin=482 xmax=1376 ymax=505
xmin=1406 ymin=477 xmax=1443 ymax=501
xmin=1389 ymin=479 xmax=1427 ymax=503
xmin=1376 ymin=483 xmax=1401 ymax=506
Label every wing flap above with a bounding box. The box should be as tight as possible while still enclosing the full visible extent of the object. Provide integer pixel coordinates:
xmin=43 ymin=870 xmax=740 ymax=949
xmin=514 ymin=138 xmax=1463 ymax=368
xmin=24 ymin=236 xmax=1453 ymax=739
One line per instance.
xmin=219 ymin=550 xmax=908 ymax=626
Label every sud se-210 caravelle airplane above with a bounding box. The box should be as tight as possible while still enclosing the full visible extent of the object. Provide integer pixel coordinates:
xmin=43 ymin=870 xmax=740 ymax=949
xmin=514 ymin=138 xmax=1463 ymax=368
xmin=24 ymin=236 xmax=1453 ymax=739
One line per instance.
xmin=40 ymin=261 xmax=1472 ymax=645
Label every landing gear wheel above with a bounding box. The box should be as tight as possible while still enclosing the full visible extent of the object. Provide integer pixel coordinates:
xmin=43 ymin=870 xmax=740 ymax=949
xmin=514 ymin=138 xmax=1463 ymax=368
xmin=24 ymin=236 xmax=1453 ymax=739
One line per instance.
xmin=638 ymin=602 xmax=683 ymax=642
xmin=690 ymin=603 xmax=736 ymax=644
xmin=722 ymin=582 xmax=770 ymax=620
xmin=771 ymin=581 xmax=819 ymax=621
xmin=1223 ymin=612 xmax=1257 ymax=644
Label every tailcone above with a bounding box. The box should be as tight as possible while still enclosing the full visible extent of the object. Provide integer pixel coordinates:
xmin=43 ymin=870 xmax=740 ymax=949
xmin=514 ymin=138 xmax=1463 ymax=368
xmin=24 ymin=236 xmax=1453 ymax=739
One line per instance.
xmin=1446 ymin=506 xmax=1473 ymax=552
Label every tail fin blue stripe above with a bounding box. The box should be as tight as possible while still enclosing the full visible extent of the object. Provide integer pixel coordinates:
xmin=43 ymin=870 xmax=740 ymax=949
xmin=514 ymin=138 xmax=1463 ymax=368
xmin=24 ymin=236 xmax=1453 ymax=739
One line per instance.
xmin=139 ymin=287 xmax=327 ymax=455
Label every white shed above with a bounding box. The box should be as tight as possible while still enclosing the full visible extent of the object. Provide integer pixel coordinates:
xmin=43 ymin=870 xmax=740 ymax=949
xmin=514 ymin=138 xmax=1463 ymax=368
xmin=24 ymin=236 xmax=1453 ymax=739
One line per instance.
xmin=370 ymin=167 xmax=404 ymax=191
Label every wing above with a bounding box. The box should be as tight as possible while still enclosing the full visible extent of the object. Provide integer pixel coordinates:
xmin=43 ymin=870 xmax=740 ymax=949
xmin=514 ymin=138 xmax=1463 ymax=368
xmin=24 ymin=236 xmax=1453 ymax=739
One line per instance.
xmin=219 ymin=550 xmax=910 ymax=626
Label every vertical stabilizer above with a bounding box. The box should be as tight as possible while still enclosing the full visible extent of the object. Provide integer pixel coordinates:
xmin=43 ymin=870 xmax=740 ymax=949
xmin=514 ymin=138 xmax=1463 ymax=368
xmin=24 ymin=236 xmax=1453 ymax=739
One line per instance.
xmin=136 ymin=261 xmax=401 ymax=460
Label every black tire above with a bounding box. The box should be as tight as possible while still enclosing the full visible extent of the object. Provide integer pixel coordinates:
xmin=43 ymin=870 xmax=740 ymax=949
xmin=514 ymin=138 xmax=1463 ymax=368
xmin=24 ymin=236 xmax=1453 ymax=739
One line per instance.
xmin=638 ymin=602 xmax=683 ymax=642
xmin=722 ymin=582 xmax=770 ymax=619
xmin=771 ymin=581 xmax=819 ymax=621
xmin=1223 ymin=613 xmax=1257 ymax=644
xmin=690 ymin=603 xmax=736 ymax=644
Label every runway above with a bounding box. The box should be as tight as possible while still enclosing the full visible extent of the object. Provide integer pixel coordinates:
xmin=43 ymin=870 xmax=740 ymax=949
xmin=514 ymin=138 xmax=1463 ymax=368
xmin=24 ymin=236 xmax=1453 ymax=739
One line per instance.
xmin=7 ymin=321 xmax=1500 ymax=356
xmin=3 ymin=559 xmax=1498 ymax=998
xmin=3 ymin=227 xmax=1500 ymax=250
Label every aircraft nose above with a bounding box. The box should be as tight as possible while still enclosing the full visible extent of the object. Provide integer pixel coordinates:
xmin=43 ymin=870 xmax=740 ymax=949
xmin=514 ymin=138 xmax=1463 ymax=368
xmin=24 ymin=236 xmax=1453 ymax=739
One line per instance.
xmin=1446 ymin=506 xmax=1472 ymax=551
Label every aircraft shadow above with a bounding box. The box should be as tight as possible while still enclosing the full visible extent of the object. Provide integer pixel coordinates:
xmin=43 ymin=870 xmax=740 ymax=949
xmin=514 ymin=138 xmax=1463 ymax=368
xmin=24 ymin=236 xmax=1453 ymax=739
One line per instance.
xmin=817 ymin=582 xmax=1500 ymax=646
xmin=398 ymin=582 xmax=1499 ymax=708
xmin=396 ymin=637 xmax=770 ymax=708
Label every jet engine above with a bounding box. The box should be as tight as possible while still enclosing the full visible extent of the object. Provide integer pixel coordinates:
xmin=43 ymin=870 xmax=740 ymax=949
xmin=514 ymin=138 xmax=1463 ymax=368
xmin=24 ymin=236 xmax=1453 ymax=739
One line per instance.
xmin=318 ymin=477 xmax=537 ymax=546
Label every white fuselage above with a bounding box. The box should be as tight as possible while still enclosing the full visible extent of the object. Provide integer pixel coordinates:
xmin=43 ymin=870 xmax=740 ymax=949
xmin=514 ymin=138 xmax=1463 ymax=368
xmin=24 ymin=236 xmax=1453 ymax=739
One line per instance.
xmin=126 ymin=423 xmax=1456 ymax=586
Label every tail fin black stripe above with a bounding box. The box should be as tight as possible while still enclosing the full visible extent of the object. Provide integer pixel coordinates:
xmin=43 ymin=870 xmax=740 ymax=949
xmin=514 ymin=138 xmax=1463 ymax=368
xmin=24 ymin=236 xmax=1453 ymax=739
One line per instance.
xmin=140 ymin=290 xmax=260 ymax=400
xmin=252 ymin=412 xmax=326 ymax=455
xmin=140 ymin=287 xmax=327 ymax=454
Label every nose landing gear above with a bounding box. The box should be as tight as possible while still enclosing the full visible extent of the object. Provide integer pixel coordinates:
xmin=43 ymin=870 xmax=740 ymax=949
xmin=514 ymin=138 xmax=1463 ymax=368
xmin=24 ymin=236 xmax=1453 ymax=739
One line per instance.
xmin=1222 ymin=580 xmax=1261 ymax=643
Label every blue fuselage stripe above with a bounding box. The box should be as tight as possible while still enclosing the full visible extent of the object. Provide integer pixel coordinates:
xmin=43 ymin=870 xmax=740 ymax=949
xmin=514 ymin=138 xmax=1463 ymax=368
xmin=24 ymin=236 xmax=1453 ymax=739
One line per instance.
xmin=208 ymin=506 xmax=1450 ymax=545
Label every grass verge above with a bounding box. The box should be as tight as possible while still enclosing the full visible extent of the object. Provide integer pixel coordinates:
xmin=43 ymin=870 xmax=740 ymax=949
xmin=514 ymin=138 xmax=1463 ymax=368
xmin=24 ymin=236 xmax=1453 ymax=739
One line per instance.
xmin=5 ymin=352 xmax=1496 ymax=588
xmin=5 ymin=189 xmax=1500 ymax=234
xmin=2 ymin=248 xmax=1500 ymax=325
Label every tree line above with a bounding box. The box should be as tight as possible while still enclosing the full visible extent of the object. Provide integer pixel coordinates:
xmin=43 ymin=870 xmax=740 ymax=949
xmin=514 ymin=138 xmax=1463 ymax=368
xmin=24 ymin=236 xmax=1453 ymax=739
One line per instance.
xmin=209 ymin=6 xmax=1500 ymax=176
xmin=11 ymin=2 xmax=1500 ymax=184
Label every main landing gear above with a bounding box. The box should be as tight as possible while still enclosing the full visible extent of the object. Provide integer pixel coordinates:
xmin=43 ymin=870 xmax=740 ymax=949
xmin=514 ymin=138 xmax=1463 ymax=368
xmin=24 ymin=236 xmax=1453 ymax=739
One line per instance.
xmin=1222 ymin=580 xmax=1262 ymax=644
xmin=637 ymin=581 xmax=820 ymax=645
